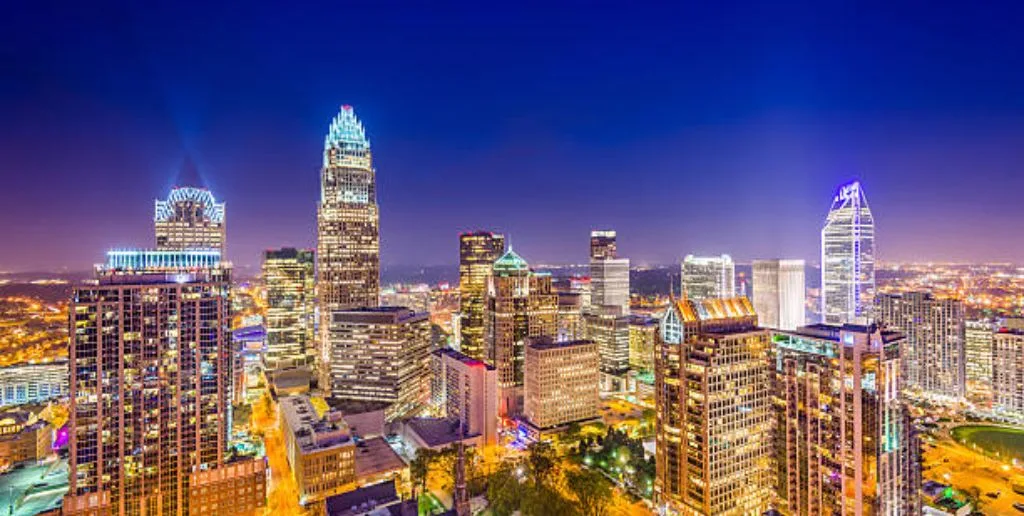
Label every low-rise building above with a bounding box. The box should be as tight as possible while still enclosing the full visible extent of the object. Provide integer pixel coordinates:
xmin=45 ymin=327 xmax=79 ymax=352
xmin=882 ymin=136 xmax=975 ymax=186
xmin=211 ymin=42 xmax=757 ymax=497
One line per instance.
xmin=0 ymin=362 xmax=68 ymax=407
xmin=0 ymin=411 xmax=51 ymax=465
xmin=280 ymin=396 xmax=357 ymax=507
xmin=190 ymin=457 xmax=268 ymax=515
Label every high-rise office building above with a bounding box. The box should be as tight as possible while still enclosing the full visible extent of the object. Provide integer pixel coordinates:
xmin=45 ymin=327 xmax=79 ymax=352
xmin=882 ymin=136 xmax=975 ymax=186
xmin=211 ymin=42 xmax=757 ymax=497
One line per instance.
xmin=154 ymin=186 xmax=226 ymax=252
xmin=484 ymin=249 xmax=557 ymax=417
xmin=680 ymin=254 xmax=735 ymax=301
xmin=628 ymin=315 xmax=657 ymax=373
xmin=458 ymin=231 xmax=506 ymax=360
xmin=771 ymin=324 xmax=920 ymax=515
xmin=589 ymin=230 xmax=617 ymax=259
xmin=263 ymin=248 xmax=316 ymax=371
xmin=317 ymin=105 xmax=380 ymax=314
xmin=992 ymin=329 xmax=1024 ymax=419
xmin=583 ymin=307 xmax=630 ymax=376
xmin=876 ymin=292 xmax=966 ymax=400
xmin=64 ymin=250 xmax=266 ymax=515
xmin=556 ymin=291 xmax=584 ymax=341
xmin=654 ymin=297 xmax=773 ymax=515
xmin=433 ymin=348 xmax=499 ymax=446
xmin=0 ymin=361 xmax=68 ymax=407
xmin=522 ymin=337 xmax=600 ymax=435
xmin=821 ymin=181 xmax=875 ymax=324
xmin=589 ymin=231 xmax=630 ymax=314
xmin=966 ymin=320 xmax=995 ymax=395
xmin=324 ymin=307 xmax=431 ymax=421
xmin=751 ymin=259 xmax=806 ymax=330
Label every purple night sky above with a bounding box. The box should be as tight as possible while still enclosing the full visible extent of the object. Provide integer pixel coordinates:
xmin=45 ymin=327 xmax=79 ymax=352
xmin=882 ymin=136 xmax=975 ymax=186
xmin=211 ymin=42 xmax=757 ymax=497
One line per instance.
xmin=2 ymin=3 xmax=1024 ymax=271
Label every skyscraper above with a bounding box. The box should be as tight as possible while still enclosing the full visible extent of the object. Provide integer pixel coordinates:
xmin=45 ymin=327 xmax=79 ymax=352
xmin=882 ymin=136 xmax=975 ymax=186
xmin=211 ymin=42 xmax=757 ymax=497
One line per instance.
xmin=589 ymin=230 xmax=617 ymax=259
xmin=965 ymin=319 xmax=994 ymax=391
xmin=583 ymin=307 xmax=630 ymax=377
xmin=589 ymin=230 xmax=630 ymax=314
xmin=64 ymin=250 xmax=266 ymax=515
xmin=324 ymin=307 xmax=431 ymax=421
xmin=317 ymin=105 xmax=381 ymax=313
xmin=654 ymin=296 xmax=773 ymax=515
xmin=680 ymin=254 xmax=735 ymax=301
xmin=771 ymin=324 xmax=920 ymax=515
xmin=752 ymin=259 xmax=806 ymax=330
xmin=484 ymin=248 xmax=558 ymax=417
xmin=458 ymin=231 xmax=506 ymax=360
xmin=821 ymin=180 xmax=875 ymax=324
xmin=876 ymin=292 xmax=966 ymax=401
xmin=154 ymin=186 xmax=226 ymax=252
xmin=263 ymin=248 xmax=316 ymax=371
xmin=992 ymin=329 xmax=1024 ymax=420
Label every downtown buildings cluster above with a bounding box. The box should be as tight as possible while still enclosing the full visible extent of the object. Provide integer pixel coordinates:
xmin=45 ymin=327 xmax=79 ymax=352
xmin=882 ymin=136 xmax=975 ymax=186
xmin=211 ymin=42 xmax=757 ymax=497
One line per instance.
xmin=2 ymin=104 xmax=1019 ymax=516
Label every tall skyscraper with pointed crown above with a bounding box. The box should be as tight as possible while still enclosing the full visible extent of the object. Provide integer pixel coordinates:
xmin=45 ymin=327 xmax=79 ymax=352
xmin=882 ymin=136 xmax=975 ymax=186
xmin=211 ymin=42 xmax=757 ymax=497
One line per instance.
xmin=821 ymin=180 xmax=875 ymax=324
xmin=317 ymin=105 xmax=380 ymax=312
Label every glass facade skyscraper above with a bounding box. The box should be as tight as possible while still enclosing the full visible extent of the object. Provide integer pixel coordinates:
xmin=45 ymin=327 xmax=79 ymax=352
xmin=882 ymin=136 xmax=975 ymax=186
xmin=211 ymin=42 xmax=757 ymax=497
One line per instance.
xmin=458 ymin=231 xmax=506 ymax=360
xmin=317 ymin=105 xmax=381 ymax=313
xmin=680 ymin=254 xmax=735 ymax=301
xmin=752 ymin=259 xmax=806 ymax=330
xmin=263 ymin=248 xmax=316 ymax=371
xmin=821 ymin=181 xmax=875 ymax=324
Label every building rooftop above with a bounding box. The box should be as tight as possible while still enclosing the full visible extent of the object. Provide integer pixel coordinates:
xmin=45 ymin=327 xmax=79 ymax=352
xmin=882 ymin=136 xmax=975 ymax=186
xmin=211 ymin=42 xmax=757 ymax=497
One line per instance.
xmin=353 ymin=437 xmax=406 ymax=478
xmin=0 ymin=458 xmax=68 ymax=516
xmin=325 ymin=480 xmax=412 ymax=516
xmin=434 ymin=347 xmax=495 ymax=370
xmin=787 ymin=323 xmax=904 ymax=344
xmin=405 ymin=417 xmax=475 ymax=448
xmin=492 ymin=248 xmax=529 ymax=273
xmin=280 ymin=396 xmax=353 ymax=454
xmin=673 ymin=297 xmax=756 ymax=323
xmin=330 ymin=306 xmax=427 ymax=325
xmin=528 ymin=336 xmax=595 ymax=351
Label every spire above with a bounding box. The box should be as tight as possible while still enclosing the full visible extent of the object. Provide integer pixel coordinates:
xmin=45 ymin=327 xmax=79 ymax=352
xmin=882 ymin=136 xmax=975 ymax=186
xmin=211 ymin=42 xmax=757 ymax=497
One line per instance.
xmin=454 ymin=421 xmax=470 ymax=516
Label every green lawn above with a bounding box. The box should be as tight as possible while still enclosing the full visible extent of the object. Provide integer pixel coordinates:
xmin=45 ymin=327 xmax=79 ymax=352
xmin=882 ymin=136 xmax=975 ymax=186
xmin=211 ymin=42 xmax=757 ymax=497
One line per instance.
xmin=951 ymin=424 xmax=1024 ymax=462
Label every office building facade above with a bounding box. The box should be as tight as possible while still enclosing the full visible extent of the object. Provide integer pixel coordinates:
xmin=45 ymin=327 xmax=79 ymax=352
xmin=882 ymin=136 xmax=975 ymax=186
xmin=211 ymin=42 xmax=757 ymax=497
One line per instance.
xmin=771 ymin=324 xmax=920 ymax=515
xmin=280 ymin=396 xmax=356 ymax=506
xmin=434 ymin=348 xmax=498 ymax=446
xmin=589 ymin=230 xmax=617 ymax=259
xmin=628 ymin=316 xmax=657 ymax=373
xmin=0 ymin=361 xmax=68 ymax=407
xmin=484 ymin=249 xmax=558 ymax=417
xmin=324 ymin=307 xmax=431 ymax=421
xmin=64 ymin=250 xmax=265 ymax=515
xmin=751 ymin=259 xmax=805 ymax=330
xmin=583 ymin=307 xmax=630 ymax=376
xmin=458 ymin=232 xmax=505 ymax=360
xmin=680 ymin=254 xmax=735 ymax=301
xmin=876 ymin=292 xmax=966 ymax=400
xmin=523 ymin=337 xmax=600 ymax=432
xmin=654 ymin=297 xmax=773 ymax=515
xmin=263 ymin=248 xmax=316 ymax=371
xmin=821 ymin=181 xmax=875 ymax=324
xmin=317 ymin=105 xmax=381 ymax=314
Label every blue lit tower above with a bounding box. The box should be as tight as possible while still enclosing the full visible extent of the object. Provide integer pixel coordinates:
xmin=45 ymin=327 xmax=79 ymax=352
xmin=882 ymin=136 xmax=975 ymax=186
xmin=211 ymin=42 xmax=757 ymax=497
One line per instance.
xmin=821 ymin=181 xmax=875 ymax=324
xmin=154 ymin=187 xmax=226 ymax=252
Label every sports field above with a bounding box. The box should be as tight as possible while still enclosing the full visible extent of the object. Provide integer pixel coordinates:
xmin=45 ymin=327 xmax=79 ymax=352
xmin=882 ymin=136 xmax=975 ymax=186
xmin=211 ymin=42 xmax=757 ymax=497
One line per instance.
xmin=951 ymin=424 xmax=1024 ymax=462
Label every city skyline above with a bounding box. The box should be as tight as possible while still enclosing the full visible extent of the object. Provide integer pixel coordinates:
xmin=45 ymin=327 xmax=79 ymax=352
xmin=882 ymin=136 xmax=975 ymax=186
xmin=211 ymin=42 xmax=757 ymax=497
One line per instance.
xmin=5 ymin=3 xmax=1024 ymax=271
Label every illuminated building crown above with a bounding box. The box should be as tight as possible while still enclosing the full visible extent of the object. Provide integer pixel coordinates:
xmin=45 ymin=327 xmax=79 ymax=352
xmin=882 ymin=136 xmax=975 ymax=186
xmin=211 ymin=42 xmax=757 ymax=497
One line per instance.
xmin=324 ymin=105 xmax=370 ymax=162
xmin=154 ymin=186 xmax=225 ymax=223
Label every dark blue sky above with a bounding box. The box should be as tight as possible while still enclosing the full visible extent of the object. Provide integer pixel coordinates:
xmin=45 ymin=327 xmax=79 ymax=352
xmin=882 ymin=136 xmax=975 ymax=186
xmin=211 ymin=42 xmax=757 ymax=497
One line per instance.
xmin=3 ymin=2 xmax=1024 ymax=271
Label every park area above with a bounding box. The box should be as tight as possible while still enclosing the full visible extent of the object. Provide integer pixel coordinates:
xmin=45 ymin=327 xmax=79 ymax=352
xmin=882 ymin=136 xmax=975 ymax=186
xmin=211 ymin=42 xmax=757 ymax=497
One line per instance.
xmin=951 ymin=424 xmax=1024 ymax=463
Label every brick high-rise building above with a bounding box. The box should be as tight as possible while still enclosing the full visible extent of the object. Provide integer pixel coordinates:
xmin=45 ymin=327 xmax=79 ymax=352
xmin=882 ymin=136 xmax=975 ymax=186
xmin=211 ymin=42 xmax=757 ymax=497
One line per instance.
xmin=64 ymin=249 xmax=265 ymax=515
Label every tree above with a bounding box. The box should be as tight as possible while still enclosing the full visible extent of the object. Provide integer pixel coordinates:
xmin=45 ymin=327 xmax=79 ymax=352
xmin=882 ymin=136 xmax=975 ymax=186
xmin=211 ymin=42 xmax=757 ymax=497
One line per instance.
xmin=486 ymin=463 xmax=524 ymax=516
xmin=521 ymin=485 xmax=578 ymax=516
xmin=409 ymin=448 xmax=438 ymax=497
xmin=566 ymin=469 xmax=612 ymax=516
xmin=526 ymin=441 xmax=558 ymax=489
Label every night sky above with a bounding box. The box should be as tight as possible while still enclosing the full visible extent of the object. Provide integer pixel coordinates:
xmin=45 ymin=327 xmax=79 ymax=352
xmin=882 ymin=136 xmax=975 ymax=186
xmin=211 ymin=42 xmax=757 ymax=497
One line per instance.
xmin=3 ymin=2 xmax=1024 ymax=272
